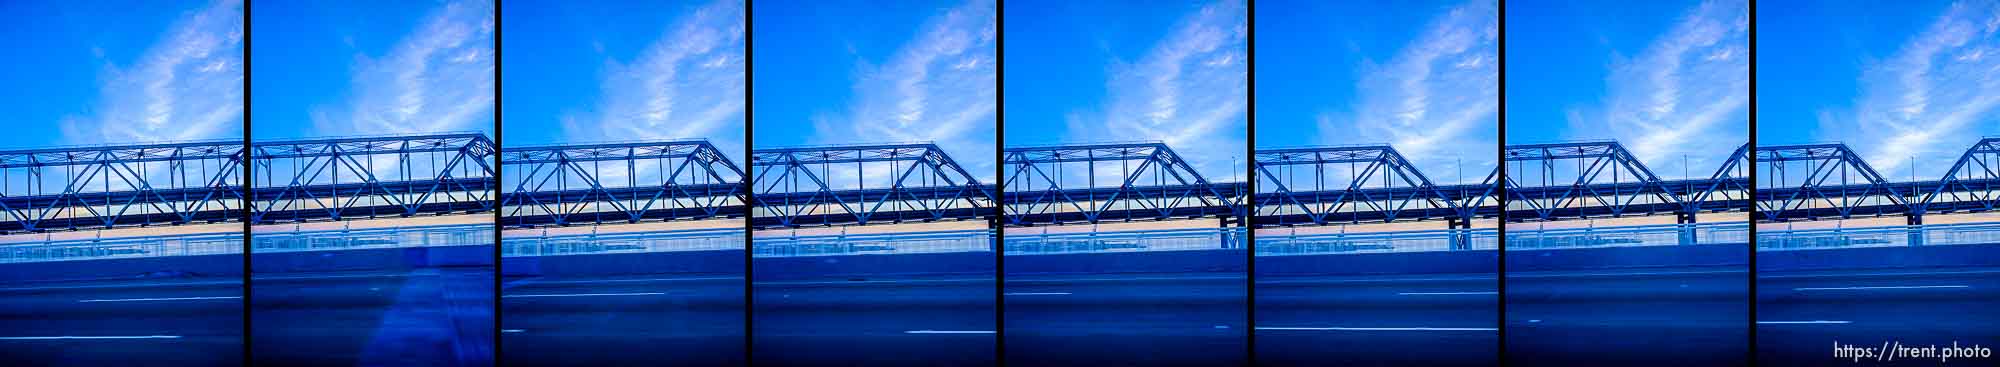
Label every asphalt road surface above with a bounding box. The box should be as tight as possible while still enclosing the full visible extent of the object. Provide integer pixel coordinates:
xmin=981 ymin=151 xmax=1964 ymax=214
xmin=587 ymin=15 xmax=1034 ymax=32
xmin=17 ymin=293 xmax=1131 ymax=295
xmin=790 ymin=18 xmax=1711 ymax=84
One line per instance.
xmin=1757 ymin=266 xmax=2000 ymax=366
xmin=501 ymin=273 xmax=745 ymax=366
xmin=1256 ymin=272 xmax=1498 ymax=367
xmin=1004 ymin=272 xmax=1248 ymax=367
xmin=753 ymin=274 xmax=997 ymax=367
xmin=251 ymin=267 xmax=494 ymax=366
xmin=1506 ymin=266 xmax=1750 ymax=367
xmin=0 ymin=275 xmax=243 ymax=366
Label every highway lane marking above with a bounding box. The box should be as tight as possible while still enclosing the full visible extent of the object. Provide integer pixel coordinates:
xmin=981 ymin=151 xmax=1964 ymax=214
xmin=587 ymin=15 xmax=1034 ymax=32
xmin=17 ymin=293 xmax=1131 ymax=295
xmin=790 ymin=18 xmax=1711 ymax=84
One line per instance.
xmin=1760 ymin=268 xmax=2000 ymax=279
xmin=502 ymin=292 xmax=669 ymax=298
xmin=1004 ymin=292 xmax=1071 ymax=296
xmin=512 ymin=276 xmax=742 ymax=286
xmin=0 ymin=280 xmax=242 ymax=292
xmin=1507 ymin=269 xmax=1746 ymax=279
xmin=1757 ymin=321 xmax=1851 ymax=325
xmin=904 ymin=330 xmax=995 ymax=334
xmin=1256 ymin=327 xmax=1496 ymax=331
xmin=1005 ymin=275 xmax=1248 ymax=283
xmin=1793 ymin=285 xmax=1969 ymax=291
xmin=1259 ymin=275 xmax=1497 ymax=284
xmin=1397 ymin=291 xmax=1496 ymax=296
xmin=78 ymin=296 xmax=241 ymax=303
xmin=502 ymin=329 xmax=525 ymax=333
xmin=0 ymin=335 xmax=182 ymax=340
xmin=761 ymin=278 xmax=994 ymax=286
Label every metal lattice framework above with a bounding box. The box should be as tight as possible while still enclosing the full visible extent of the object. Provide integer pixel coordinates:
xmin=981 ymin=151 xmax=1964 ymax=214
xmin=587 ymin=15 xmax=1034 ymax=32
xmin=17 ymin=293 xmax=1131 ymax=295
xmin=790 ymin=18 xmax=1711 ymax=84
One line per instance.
xmin=1917 ymin=138 xmax=2000 ymax=216
xmin=1759 ymin=138 xmax=2000 ymax=223
xmin=751 ymin=143 xmax=992 ymax=228
xmin=1755 ymin=143 xmax=1908 ymax=222
xmin=500 ymin=140 xmax=744 ymax=228
xmin=1002 ymin=142 xmax=1244 ymax=226
xmin=0 ymin=140 xmax=243 ymax=233
xmin=1251 ymin=145 xmax=1485 ymax=227
xmin=1502 ymin=141 xmax=1748 ymax=223
xmin=250 ymin=133 xmax=495 ymax=224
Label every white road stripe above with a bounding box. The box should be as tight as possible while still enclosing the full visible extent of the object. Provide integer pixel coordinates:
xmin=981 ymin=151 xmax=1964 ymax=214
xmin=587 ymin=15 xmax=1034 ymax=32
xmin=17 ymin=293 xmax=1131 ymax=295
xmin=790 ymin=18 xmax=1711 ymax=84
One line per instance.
xmin=0 ymin=335 xmax=182 ymax=340
xmin=1256 ymin=327 xmax=1496 ymax=331
xmin=1757 ymin=321 xmax=1851 ymax=325
xmin=502 ymin=292 xmax=668 ymax=298
xmin=79 ymin=296 xmax=241 ymax=303
xmin=1397 ymin=291 xmax=1496 ymax=296
xmin=760 ymin=278 xmax=994 ymax=286
xmin=1004 ymin=292 xmax=1071 ymax=296
xmin=904 ymin=330 xmax=995 ymax=334
xmin=501 ymin=329 xmax=526 ymax=333
xmin=513 ymin=276 xmax=741 ymax=285
xmin=1793 ymin=285 xmax=1969 ymax=291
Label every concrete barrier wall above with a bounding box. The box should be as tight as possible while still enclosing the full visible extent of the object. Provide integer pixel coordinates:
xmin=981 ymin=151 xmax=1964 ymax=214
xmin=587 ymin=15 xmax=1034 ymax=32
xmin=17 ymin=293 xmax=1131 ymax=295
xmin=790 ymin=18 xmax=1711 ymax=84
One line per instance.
xmin=0 ymin=254 xmax=242 ymax=283
xmin=1759 ymin=243 xmax=2000 ymax=272
xmin=1256 ymin=250 xmax=1495 ymax=276
xmin=252 ymin=245 xmax=495 ymax=273
xmin=754 ymin=252 xmax=995 ymax=281
xmin=1507 ymin=244 xmax=1748 ymax=272
xmin=1005 ymin=249 xmax=1248 ymax=275
xmin=502 ymin=250 xmax=744 ymax=277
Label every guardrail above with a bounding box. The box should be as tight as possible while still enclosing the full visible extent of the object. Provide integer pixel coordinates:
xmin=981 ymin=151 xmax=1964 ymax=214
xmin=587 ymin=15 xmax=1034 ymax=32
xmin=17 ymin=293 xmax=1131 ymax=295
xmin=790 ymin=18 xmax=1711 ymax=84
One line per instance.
xmin=753 ymin=229 xmax=993 ymax=258
xmin=1004 ymin=227 xmax=1246 ymax=255
xmin=504 ymin=227 xmax=743 ymax=257
xmin=1757 ymin=222 xmax=2000 ymax=251
xmin=254 ymin=223 xmax=492 ymax=253
xmin=1507 ymin=222 xmax=1748 ymax=250
xmin=0 ymin=232 xmax=241 ymax=264
xmin=1256 ymin=228 xmax=1496 ymax=256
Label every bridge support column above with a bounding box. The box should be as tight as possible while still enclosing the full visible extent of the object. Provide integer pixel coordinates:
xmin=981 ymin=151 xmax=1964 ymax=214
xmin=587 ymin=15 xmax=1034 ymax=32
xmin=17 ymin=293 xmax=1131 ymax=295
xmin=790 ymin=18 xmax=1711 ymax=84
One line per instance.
xmin=1446 ymin=217 xmax=1473 ymax=250
xmin=1675 ymin=212 xmax=1698 ymax=246
xmin=1907 ymin=214 xmax=1925 ymax=247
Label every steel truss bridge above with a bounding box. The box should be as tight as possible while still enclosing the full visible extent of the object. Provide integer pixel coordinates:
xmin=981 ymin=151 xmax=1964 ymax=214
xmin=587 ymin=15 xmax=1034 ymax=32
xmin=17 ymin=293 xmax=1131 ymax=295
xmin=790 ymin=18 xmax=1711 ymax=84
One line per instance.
xmin=752 ymin=143 xmax=993 ymax=229
xmin=250 ymin=133 xmax=495 ymax=224
xmin=1758 ymin=138 xmax=2000 ymax=224
xmin=1003 ymin=142 xmax=1245 ymax=227
xmin=0 ymin=140 xmax=243 ymax=234
xmin=1503 ymin=141 xmax=1750 ymax=223
xmin=500 ymin=140 xmax=743 ymax=228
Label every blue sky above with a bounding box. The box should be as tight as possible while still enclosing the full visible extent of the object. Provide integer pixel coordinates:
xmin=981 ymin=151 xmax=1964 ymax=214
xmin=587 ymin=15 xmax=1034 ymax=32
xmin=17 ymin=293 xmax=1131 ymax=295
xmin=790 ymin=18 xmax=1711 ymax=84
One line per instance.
xmin=1005 ymin=0 xmax=1247 ymax=181
xmin=752 ymin=0 xmax=995 ymax=182
xmin=251 ymin=0 xmax=492 ymax=140
xmin=1506 ymin=0 xmax=1748 ymax=179
xmin=1760 ymin=0 xmax=2000 ymax=179
xmin=1256 ymin=0 xmax=1495 ymax=185
xmin=503 ymin=0 xmax=742 ymax=162
xmin=0 ymin=0 xmax=240 ymax=148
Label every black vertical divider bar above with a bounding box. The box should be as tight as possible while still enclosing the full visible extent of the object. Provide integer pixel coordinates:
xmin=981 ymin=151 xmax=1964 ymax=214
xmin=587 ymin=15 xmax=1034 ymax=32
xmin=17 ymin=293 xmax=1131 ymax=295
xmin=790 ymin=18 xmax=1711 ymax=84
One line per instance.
xmin=1745 ymin=1 xmax=1758 ymax=364
xmin=1494 ymin=0 xmax=1508 ymax=363
xmin=240 ymin=0 xmax=254 ymax=363
xmin=491 ymin=1 xmax=504 ymax=364
xmin=1244 ymin=0 xmax=1257 ymax=365
xmin=743 ymin=2 xmax=756 ymax=364
xmin=993 ymin=0 xmax=1006 ymax=365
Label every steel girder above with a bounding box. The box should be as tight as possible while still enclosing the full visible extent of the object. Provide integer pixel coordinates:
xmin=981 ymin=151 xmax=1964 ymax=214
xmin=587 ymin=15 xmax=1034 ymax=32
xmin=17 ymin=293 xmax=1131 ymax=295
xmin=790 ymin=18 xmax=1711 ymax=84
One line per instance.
xmin=1502 ymin=141 xmax=1692 ymax=222
xmin=1917 ymin=138 xmax=2000 ymax=216
xmin=249 ymin=133 xmax=496 ymax=224
xmin=1755 ymin=143 xmax=1908 ymax=222
xmin=500 ymin=140 xmax=745 ymax=228
xmin=1002 ymin=142 xmax=1243 ymax=226
xmin=751 ymin=143 xmax=991 ymax=228
xmin=0 ymin=140 xmax=243 ymax=233
xmin=1250 ymin=145 xmax=1471 ymax=226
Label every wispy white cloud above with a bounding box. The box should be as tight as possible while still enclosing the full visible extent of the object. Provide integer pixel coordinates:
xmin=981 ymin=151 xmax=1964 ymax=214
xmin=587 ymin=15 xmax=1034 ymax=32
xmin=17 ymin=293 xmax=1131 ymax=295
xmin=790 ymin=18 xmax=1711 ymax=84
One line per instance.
xmin=61 ymin=0 xmax=243 ymax=145
xmin=1317 ymin=0 xmax=1496 ymax=184
xmin=563 ymin=0 xmax=744 ymax=163
xmin=1819 ymin=0 xmax=2000 ymax=177
xmin=810 ymin=0 xmax=997 ymax=183
xmin=311 ymin=0 xmax=493 ymax=137
xmin=1564 ymin=0 xmax=1748 ymax=179
xmin=1065 ymin=0 xmax=1247 ymax=182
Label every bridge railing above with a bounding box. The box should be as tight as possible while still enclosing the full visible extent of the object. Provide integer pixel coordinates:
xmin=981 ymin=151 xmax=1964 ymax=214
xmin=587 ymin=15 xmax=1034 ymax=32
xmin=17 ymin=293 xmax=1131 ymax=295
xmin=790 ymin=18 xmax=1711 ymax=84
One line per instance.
xmin=254 ymin=223 xmax=492 ymax=253
xmin=1506 ymin=222 xmax=1749 ymax=250
xmin=753 ymin=229 xmax=993 ymax=258
xmin=1756 ymin=222 xmax=2000 ymax=251
xmin=0 ymin=231 xmax=241 ymax=264
xmin=1004 ymin=227 xmax=1246 ymax=255
xmin=1256 ymin=228 xmax=1497 ymax=256
xmin=503 ymin=227 xmax=743 ymax=257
